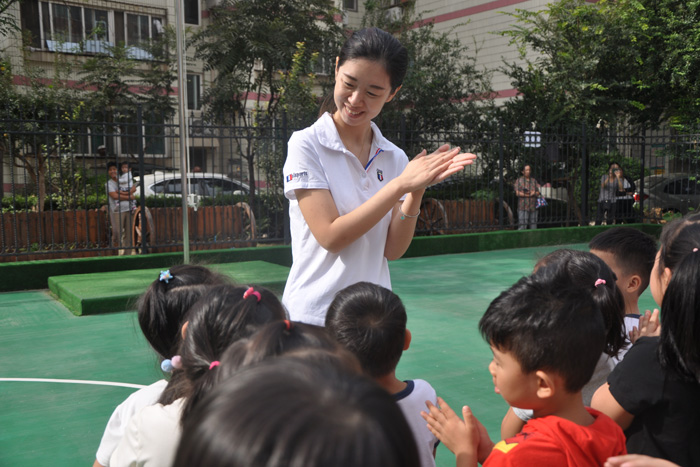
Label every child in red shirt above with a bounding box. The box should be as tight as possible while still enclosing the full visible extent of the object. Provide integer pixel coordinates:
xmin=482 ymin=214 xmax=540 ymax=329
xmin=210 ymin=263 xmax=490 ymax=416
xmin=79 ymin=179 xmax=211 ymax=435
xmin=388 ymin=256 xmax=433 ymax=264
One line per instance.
xmin=422 ymin=273 xmax=627 ymax=466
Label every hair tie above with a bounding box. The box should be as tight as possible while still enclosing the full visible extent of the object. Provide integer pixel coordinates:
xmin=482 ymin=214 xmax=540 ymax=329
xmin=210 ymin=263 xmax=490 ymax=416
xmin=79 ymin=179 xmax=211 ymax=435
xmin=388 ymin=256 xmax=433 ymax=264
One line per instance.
xmin=159 ymin=270 xmax=173 ymax=284
xmin=594 ymin=279 xmax=606 ymax=288
xmin=160 ymin=355 xmax=182 ymax=372
xmin=243 ymin=286 xmax=261 ymax=302
xmin=209 ymin=361 xmax=220 ymax=370
xmin=284 ymin=319 xmax=292 ymax=331
xmin=694 ymin=248 xmax=698 ymax=253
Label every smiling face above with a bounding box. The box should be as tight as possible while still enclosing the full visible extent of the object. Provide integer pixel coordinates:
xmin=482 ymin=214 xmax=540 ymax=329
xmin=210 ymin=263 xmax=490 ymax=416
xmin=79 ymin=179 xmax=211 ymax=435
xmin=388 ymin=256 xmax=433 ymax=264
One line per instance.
xmin=522 ymin=165 xmax=532 ymax=178
xmin=108 ymin=165 xmax=118 ymax=181
xmin=332 ymin=58 xmax=398 ymax=130
xmin=488 ymin=345 xmax=539 ymax=408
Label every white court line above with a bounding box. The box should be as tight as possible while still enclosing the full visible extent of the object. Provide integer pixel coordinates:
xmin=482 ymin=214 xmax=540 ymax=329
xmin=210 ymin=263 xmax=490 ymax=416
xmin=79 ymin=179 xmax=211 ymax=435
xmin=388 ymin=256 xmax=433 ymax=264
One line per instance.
xmin=0 ymin=378 xmax=147 ymax=389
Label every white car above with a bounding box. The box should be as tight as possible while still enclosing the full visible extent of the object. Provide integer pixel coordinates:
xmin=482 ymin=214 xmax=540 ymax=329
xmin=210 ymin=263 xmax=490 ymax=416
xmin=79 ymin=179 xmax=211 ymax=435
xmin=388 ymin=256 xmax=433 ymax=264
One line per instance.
xmin=135 ymin=172 xmax=250 ymax=199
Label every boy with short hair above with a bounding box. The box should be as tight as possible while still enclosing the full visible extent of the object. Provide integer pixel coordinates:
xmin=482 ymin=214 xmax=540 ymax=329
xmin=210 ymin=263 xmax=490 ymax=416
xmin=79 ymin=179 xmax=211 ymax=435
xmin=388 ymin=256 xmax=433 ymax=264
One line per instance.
xmin=422 ymin=276 xmax=626 ymax=467
xmin=589 ymin=226 xmax=657 ymax=360
xmin=326 ymin=282 xmax=439 ymax=467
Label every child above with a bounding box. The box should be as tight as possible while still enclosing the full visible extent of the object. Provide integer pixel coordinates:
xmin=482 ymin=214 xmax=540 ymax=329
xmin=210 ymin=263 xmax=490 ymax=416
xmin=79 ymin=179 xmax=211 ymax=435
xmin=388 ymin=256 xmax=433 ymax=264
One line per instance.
xmin=325 ymin=281 xmax=439 ymax=467
xmin=174 ymin=356 xmax=421 ymax=467
xmin=500 ymin=249 xmax=625 ymax=439
xmin=119 ymin=161 xmax=137 ymax=211
xmin=282 ymin=27 xmax=475 ymax=325
xmin=109 ymin=284 xmax=286 ymax=467
xmin=93 ymin=265 xmax=229 ymax=467
xmin=422 ymin=274 xmax=627 ymax=467
xmin=589 ymin=226 xmax=657 ymax=360
xmin=592 ymin=213 xmax=700 ymax=466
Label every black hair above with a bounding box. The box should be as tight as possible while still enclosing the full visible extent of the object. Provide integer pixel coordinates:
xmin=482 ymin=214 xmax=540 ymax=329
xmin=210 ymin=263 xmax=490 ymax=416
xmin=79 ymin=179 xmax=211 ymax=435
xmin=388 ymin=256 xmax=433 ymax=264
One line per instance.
xmin=174 ymin=357 xmax=420 ymax=467
xmin=107 ymin=161 xmax=117 ymax=170
xmin=656 ymin=213 xmax=700 ymax=382
xmin=217 ymin=320 xmax=356 ymax=378
xmin=325 ymin=282 xmax=407 ymax=378
xmin=137 ymin=264 xmax=230 ymax=361
xmin=479 ymin=275 xmax=605 ymax=393
xmin=589 ymin=227 xmax=657 ymax=294
xmin=119 ymin=161 xmax=129 ymax=169
xmin=534 ymin=249 xmax=625 ymax=357
xmin=319 ymin=27 xmax=408 ymax=116
xmin=159 ymin=284 xmax=287 ymax=413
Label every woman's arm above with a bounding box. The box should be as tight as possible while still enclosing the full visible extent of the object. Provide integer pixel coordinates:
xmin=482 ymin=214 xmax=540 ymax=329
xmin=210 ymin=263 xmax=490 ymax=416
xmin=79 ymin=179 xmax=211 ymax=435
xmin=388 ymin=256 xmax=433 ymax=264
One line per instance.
xmin=591 ymin=383 xmax=635 ymax=430
xmin=297 ymin=146 xmax=475 ymax=254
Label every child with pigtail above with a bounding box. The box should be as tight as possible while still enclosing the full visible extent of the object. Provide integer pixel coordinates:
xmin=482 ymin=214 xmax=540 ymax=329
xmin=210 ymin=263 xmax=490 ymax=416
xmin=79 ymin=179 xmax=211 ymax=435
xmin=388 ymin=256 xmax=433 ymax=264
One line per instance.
xmin=109 ymin=284 xmax=286 ymax=467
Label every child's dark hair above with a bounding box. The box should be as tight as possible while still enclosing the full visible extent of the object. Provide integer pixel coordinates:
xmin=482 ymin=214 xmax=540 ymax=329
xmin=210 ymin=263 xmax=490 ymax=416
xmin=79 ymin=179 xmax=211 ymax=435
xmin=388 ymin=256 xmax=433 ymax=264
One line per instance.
xmin=107 ymin=161 xmax=117 ymax=170
xmin=319 ymin=27 xmax=408 ymax=116
xmin=218 ymin=320 xmax=357 ymax=378
xmin=479 ymin=275 xmax=605 ymax=393
xmin=136 ymin=265 xmax=229 ymax=361
xmin=534 ymin=249 xmax=625 ymax=357
xmin=120 ymin=161 xmax=129 ymax=169
xmin=589 ymin=227 xmax=657 ymax=294
xmin=656 ymin=213 xmax=700 ymax=382
xmin=325 ymin=282 xmax=407 ymax=378
xmin=174 ymin=357 xmax=420 ymax=467
xmin=160 ymin=284 xmax=287 ymax=413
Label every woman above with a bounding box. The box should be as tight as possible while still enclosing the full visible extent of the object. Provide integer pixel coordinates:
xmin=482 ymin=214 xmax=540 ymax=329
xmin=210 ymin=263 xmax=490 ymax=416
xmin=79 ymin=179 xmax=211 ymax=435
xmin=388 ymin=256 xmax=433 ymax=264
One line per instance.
xmin=282 ymin=28 xmax=475 ymax=325
xmin=596 ymin=162 xmax=631 ymax=225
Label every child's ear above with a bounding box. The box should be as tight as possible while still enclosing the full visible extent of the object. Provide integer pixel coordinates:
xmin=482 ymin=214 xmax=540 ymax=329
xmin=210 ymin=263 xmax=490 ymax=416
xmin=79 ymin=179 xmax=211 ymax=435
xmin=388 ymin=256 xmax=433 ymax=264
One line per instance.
xmin=403 ymin=329 xmax=412 ymax=351
xmin=625 ymin=274 xmax=642 ymax=295
xmin=181 ymin=321 xmax=189 ymax=340
xmin=534 ymin=370 xmax=556 ymax=399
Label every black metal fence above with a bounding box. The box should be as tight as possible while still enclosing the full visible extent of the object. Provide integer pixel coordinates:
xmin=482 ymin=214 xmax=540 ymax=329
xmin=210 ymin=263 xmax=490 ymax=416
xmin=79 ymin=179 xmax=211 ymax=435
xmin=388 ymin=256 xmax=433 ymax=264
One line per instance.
xmin=2 ymin=107 xmax=699 ymax=261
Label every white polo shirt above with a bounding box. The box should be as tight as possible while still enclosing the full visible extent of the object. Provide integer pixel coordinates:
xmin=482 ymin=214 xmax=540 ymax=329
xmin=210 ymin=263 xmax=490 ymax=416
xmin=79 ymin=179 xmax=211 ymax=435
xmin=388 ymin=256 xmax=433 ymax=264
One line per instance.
xmin=282 ymin=112 xmax=408 ymax=325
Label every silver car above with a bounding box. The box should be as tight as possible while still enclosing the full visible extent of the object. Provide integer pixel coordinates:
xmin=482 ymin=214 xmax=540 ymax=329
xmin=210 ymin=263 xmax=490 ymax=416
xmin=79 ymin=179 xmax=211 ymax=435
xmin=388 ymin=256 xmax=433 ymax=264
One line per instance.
xmin=635 ymin=173 xmax=700 ymax=214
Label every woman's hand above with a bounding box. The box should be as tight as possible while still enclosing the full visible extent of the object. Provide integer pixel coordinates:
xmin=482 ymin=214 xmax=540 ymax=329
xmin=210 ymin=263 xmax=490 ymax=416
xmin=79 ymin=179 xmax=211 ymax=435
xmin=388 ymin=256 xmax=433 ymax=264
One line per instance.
xmin=630 ymin=309 xmax=661 ymax=342
xmin=605 ymin=454 xmax=679 ymax=467
xmin=398 ymin=145 xmax=476 ymax=193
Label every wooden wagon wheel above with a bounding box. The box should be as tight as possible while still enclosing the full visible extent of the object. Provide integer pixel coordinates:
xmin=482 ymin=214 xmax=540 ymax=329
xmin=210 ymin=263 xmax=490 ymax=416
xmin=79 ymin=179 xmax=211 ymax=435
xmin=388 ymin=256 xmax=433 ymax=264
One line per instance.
xmin=234 ymin=201 xmax=257 ymax=244
xmin=131 ymin=206 xmax=154 ymax=253
xmin=416 ymin=198 xmax=449 ymax=235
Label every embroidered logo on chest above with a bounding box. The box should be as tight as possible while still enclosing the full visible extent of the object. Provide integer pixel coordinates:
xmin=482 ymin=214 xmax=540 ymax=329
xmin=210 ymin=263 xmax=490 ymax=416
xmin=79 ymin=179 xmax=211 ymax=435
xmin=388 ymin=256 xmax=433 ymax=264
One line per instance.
xmin=376 ymin=169 xmax=384 ymax=182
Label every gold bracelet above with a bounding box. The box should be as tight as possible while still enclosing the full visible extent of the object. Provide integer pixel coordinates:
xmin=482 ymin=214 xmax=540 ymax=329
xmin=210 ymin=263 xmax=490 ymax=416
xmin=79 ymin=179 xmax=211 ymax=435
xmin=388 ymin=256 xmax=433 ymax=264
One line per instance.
xmin=399 ymin=204 xmax=420 ymax=220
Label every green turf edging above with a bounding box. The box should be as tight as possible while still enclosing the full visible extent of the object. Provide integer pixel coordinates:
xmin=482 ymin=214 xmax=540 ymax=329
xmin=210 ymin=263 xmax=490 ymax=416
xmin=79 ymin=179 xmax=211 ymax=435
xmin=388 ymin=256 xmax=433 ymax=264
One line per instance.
xmin=403 ymin=224 xmax=662 ymax=258
xmin=1 ymin=224 xmax=662 ymax=292
xmin=1 ymin=245 xmax=293 ymax=293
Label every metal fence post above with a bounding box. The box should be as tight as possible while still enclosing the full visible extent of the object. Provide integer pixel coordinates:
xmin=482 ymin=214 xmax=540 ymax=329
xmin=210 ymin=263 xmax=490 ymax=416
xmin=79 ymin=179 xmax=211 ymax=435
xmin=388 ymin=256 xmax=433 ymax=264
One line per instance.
xmin=282 ymin=110 xmax=291 ymax=245
xmin=498 ymin=120 xmax=504 ymax=227
xmin=639 ymin=126 xmax=646 ymax=218
xmin=581 ymin=123 xmax=588 ymax=225
xmin=137 ymin=104 xmax=148 ymax=254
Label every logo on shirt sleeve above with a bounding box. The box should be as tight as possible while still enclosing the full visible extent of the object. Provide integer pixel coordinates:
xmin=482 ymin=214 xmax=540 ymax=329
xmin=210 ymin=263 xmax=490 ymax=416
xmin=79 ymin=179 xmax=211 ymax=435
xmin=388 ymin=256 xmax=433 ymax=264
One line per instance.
xmin=376 ymin=169 xmax=384 ymax=182
xmin=285 ymin=171 xmax=308 ymax=183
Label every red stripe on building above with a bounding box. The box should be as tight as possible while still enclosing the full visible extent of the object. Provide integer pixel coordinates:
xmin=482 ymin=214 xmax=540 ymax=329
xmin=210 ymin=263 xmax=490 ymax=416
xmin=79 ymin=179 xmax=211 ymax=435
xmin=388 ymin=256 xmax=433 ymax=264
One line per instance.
xmin=414 ymin=0 xmax=529 ymax=27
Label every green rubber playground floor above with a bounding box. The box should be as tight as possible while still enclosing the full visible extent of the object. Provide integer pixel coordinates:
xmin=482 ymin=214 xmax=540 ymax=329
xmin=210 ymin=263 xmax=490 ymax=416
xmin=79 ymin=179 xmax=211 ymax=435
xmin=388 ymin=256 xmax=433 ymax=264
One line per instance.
xmin=0 ymin=244 xmax=658 ymax=467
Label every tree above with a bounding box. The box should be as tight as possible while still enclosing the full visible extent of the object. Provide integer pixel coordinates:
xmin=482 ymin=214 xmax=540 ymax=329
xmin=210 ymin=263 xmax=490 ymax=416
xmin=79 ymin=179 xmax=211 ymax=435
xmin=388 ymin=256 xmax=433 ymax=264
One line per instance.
xmin=361 ymin=0 xmax=494 ymax=156
xmin=191 ymin=0 xmax=344 ymax=202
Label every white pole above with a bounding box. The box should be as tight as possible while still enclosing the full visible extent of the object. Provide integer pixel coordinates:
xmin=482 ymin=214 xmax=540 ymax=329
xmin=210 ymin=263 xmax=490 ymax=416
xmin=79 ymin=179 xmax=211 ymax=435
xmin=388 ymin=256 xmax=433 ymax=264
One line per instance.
xmin=175 ymin=0 xmax=190 ymax=263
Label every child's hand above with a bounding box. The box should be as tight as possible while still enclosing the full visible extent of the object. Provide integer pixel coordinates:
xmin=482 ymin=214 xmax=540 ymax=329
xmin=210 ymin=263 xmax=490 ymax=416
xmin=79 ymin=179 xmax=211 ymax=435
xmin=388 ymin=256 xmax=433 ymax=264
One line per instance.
xmin=630 ymin=309 xmax=661 ymax=342
xmin=421 ymin=397 xmax=480 ymax=467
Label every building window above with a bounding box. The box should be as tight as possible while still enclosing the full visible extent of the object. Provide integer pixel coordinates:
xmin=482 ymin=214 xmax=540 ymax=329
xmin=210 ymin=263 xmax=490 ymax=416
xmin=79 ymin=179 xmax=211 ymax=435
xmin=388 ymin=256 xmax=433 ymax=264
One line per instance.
xmin=343 ymin=0 xmax=357 ymax=11
xmin=187 ymin=74 xmax=202 ymax=110
xmin=184 ymin=0 xmax=200 ymax=25
xmin=20 ymin=0 xmax=164 ymax=59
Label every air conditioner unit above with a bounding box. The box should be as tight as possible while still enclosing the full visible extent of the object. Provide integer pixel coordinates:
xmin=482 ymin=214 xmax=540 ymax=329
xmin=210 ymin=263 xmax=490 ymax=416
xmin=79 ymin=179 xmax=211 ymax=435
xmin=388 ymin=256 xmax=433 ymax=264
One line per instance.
xmin=190 ymin=119 xmax=215 ymax=137
xmin=385 ymin=6 xmax=402 ymax=22
xmin=253 ymin=59 xmax=264 ymax=72
xmin=205 ymin=0 xmax=224 ymax=8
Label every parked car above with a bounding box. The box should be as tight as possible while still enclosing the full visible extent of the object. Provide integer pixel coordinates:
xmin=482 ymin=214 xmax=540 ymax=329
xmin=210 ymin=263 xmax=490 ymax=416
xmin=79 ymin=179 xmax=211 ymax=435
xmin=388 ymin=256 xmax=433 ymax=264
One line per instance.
xmin=634 ymin=173 xmax=700 ymax=214
xmin=135 ymin=172 xmax=249 ymax=198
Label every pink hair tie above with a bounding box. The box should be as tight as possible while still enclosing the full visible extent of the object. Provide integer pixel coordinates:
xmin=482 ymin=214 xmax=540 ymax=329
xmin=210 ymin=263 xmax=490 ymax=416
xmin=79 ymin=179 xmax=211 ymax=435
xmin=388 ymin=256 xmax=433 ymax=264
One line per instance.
xmin=243 ymin=287 xmax=261 ymax=302
xmin=694 ymin=248 xmax=698 ymax=253
xmin=284 ymin=319 xmax=292 ymax=331
xmin=209 ymin=361 xmax=220 ymax=370
xmin=594 ymin=279 xmax=606 ymax=288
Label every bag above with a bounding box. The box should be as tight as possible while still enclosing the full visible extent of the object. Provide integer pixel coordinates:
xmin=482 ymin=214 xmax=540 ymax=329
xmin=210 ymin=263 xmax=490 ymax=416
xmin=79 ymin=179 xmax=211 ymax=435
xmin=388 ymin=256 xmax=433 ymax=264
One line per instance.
xmin=536 ymin=196 xmax=548 ymax=209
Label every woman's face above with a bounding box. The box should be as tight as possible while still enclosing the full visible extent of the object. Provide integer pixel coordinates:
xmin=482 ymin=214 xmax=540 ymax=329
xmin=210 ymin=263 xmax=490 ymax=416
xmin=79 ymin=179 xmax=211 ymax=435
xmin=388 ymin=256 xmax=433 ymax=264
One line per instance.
xmin=333 ymin=58 xmax=398 ymax=129
xmin=609 ymin=164 xmax=621 ymax=175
